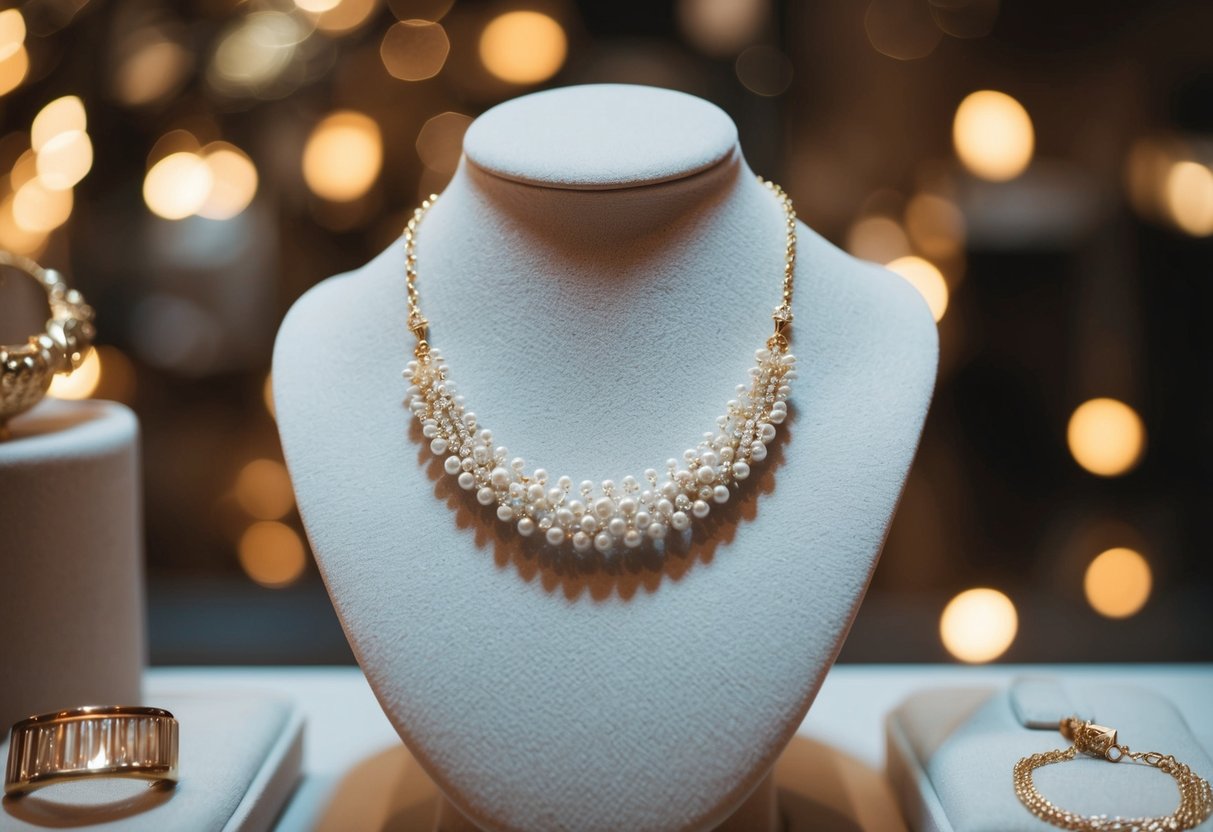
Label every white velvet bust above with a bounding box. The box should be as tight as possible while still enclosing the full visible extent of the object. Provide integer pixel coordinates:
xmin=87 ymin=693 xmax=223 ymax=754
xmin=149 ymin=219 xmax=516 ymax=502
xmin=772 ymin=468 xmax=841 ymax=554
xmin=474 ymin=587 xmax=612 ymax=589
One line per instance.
xmin=274 ymin=83 xmax=937 ymax=831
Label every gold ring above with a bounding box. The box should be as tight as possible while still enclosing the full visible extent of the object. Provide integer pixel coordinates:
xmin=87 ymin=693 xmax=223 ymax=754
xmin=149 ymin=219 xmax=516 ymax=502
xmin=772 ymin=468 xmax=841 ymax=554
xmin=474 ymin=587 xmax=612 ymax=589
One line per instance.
xmin=4 ymin=706 xmax=179 ymax=797
xmin=0 ymin=252 xmax=95 ymax=433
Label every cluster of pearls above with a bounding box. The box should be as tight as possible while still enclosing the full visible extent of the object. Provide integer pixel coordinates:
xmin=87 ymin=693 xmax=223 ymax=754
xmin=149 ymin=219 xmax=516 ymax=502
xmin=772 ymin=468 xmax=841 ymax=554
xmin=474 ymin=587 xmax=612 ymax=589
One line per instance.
xmin=405 ymin=345 xmax=795 ymax=553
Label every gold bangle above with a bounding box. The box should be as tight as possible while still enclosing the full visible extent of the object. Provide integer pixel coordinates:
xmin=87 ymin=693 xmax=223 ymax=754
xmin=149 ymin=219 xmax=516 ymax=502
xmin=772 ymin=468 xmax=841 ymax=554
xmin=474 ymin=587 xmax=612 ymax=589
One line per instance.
xmin=4 ymin=706 xmax=179 ymax=797
xmin=1014 ymin=717 xmax=1213 ymax=831
xmin=0 ymin=252 xmax=95 ymax=433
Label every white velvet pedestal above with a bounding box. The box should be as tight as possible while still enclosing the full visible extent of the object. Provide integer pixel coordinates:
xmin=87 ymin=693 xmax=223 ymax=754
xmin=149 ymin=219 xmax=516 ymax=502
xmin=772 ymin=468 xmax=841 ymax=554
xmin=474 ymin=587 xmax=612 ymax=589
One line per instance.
xmin=275 ymin=83 xmax=938 ymax=832
xmin=0 ymin=399 xmax=143 ymax=734
xmin=887 ymin=681 xmax=1213 ymax=831
xmin=0 ymin=692 xmax=303 ymax=832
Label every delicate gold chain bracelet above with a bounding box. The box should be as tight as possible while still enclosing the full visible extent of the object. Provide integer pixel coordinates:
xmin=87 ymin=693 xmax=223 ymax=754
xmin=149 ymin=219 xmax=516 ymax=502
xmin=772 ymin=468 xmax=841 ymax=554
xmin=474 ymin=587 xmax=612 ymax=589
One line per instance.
xmin=1014 ymin=717 xmax=1213 ymax=831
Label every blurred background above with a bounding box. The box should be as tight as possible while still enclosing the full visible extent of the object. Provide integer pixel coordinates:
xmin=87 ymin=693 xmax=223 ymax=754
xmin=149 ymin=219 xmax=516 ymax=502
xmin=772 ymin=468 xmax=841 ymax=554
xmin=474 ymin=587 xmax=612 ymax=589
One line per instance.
xmin=0 ymin=0 xmax=1209 ymax=664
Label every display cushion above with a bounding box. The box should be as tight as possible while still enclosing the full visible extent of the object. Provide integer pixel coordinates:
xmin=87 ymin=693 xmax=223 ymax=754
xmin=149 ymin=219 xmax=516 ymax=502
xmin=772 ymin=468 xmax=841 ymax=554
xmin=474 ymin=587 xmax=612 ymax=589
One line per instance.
xmin=886 ymin=682 xmax=1213 ymax=832
xmin=0 ymin=692 xmax=302 ymax=832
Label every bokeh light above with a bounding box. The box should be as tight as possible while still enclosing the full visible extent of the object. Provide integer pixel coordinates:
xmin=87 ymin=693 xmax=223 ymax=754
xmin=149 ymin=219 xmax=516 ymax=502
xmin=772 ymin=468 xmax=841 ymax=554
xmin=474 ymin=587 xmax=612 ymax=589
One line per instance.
xmin=238 ymin=521 xmax=307 ymax=588
xmin=235 ymin=458 xmax=296 ymax=520
xmin=143 ymin=151 xmax=214 ymax=220
xmin=47 ymin=347 xmax=101 ymax=399
xmin=294 ymin=0 xmax=342 ymax=12
xmin=677 ymin=0 xmax=769 ymax=57
xmin=415 ymin=111 xmax=472 ymax=174
xmin=208 ymin=11 xmax=308 ymax=98
xmin=0 ymin=9 xmax=25 ymax=62
xmin=0 ymin=43 xmax=28 ymax=96
xmin=479 ymin=11 xmax=567 ymax=85
xmin=847 ymin=215 xmax=911 ymax=263
xmin=12 ymin=178 xmax=74 ymax=232
xmin=952 ymin=90 xmax=1034 ymax=181
xmin=36 ymin=130 xmax=93 ymax=191
xmin=1164 ymin=160 xmax=1213 ymax=237
xmin=1084 ymin=547 xmax=1152 ymax=619
xmin=309 ymin=0 xmax=379 ymax=35
xmin=735 ymin=45 xmax=793 ymax=97
xmin=886 ymin=255 xmax=949 ymax=322
xmin=381 ymin=19 xmax=449 ymax=81
xmin=865 ymin=0 xmax=942 ymax=61
xmin=0 ymin=193 xmax=47 ymax=256
xmin=940 ymin=588 xmax=1018 ymax=663
xmin=905 ymin=192 xmax=965 ymax=259
xmin=263 ymin=372 xmax=276 ymax=420
xmin=91 ymin=346 xmax=137 ymax=404
xmin=1067 ymin=398 xmax=1145 ymax=477
xmin=31 ymin=96 xmax=87 ymax=152
xmin=198 ymin=142 xmax=258 ymax=220
xmin=302 ymin=111 xmax=382 ymax=202
xmin=114 ymin=36 xmax=193 ymax=107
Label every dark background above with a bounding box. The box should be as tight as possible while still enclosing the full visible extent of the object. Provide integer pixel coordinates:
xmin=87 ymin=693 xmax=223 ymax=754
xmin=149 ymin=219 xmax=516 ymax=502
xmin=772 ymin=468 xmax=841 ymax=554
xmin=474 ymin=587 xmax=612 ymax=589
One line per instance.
xmin=0 ymin=0 xmax=1209 ymax=664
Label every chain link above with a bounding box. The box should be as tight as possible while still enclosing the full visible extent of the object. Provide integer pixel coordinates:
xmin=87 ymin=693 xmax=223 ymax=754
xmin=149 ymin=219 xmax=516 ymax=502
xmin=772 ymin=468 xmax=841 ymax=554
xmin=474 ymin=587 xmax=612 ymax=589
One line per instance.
xmin=403 ymin=176 xmax=798 ymax=360
xmin=1014 ymin=719 xmax=1213 ymax=831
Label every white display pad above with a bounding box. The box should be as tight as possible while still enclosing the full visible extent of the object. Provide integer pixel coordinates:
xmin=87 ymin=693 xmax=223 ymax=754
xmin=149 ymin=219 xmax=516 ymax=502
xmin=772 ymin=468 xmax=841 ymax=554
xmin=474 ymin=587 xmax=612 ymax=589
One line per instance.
xmin=0 ymin=399 xmax=143 ymax=735
xmin=888 ymin=682 xmax=1213 ymax=832
xmin=0 ymin=692 xmax=302 ymax=832
xmin=274 ymin=83 xmax=937 ymax=831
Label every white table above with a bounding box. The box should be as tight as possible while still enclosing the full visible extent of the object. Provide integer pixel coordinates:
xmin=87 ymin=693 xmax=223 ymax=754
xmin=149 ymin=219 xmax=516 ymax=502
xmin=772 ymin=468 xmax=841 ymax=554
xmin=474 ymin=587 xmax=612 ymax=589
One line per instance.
xmin=148 ymin=665 xmax=1213 ymax=831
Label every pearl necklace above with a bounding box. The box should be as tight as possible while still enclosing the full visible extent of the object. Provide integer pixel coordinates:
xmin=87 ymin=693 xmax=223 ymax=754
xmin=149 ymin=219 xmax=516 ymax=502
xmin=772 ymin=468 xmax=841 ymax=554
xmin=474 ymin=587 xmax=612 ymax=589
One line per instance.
xmin=403 ymin=176 xmax=798 ymax=553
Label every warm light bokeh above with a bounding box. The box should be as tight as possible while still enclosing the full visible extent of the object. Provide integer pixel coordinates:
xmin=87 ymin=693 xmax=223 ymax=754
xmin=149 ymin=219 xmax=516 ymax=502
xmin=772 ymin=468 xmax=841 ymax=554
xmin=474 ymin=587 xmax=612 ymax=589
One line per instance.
xmin=940 ymin=588 xmax=1018 ymax=663
xmin=302 ymin=111 xmax=382 ymax=202
xmin=1084 ymin=547 xmax=1152 ymax=619
xmin=238 ymin=521 xmax=307 ymax=588
xmin=12 ymin=178 xmax=74 ymax=233
xmin=47 ymin=348 xmax=101 ymax=400
xmin=36 ymin=130 xmax=94 ymax=191
xmin=198 ymin=142 xmax=258 ymax=220
xmin=885 ymin=255 xmax=949 ymax=322
xmin=1067 ymin=398 xmax=1145 ymax=477
xmin=235 ymin=459 xmax=296 ymax=520
xmin=381 ymin=19 xmax=450 ymax=81
xmin=1164 ymin=160 xmax=1213 ymax=237
xmin=143 ymin=151 xmax=214 ymax=220
xmin=479 ymin=11 xmax=567 ymax=85
xmin=847 ymin=215 xmax=911 ymax=263
xmin=953 ymin=90 xmax=1034 ymax=182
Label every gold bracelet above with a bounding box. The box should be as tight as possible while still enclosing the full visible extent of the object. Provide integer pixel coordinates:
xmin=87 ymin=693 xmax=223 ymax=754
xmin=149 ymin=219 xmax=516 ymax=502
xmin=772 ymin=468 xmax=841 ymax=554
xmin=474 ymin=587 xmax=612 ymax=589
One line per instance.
xmin=0 ymin=252 xmax=94 ymax=434
xmin=1014 ymin=717 xmax=1213 ymax=831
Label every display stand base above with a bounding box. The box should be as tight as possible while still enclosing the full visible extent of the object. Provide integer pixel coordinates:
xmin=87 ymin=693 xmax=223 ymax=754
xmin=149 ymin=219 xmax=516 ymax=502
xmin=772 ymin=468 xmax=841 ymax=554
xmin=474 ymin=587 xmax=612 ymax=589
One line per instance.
xmin=309 ymin=732 xmax=903 ymax=832
xmin=0 ymin=691 xmax=302 ymax=832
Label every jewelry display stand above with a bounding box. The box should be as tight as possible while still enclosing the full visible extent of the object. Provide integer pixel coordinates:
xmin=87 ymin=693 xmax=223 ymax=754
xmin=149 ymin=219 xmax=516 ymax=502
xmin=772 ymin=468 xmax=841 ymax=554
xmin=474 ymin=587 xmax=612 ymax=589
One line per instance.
xmin=0 ymin=691 xmax=303 ymax=832
xmin=274 ymin=83 xmax=937 ymax=831
xmin=0 ymin=399 xmax=143 ymax=734
xmin=886 ymin=680 xmax=1213 ymax=831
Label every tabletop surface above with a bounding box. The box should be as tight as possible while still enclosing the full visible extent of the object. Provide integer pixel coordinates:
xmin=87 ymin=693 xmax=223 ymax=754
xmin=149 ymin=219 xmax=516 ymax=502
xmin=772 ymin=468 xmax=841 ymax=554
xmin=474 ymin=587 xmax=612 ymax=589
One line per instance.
xmin=147 ymin=664 xmax=1213 ymax=831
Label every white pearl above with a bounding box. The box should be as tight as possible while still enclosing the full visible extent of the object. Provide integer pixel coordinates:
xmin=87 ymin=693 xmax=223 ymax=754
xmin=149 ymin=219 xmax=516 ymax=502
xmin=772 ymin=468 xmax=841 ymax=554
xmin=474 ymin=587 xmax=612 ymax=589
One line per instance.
xmin=422 ymin=422 xmax=438 ymax=438
xmin=463 ymin=412 xmax=477 ymax=428
xmin=494 ymin=446 xmax=508 ymax=460
xmin=607 ymin=517 xmax=627 ymax=537
xmin=547 ymin=487 xmax=563 ymax=505
xmin=660 ymin=481 xmax=678 ymax=499
xmin=555 ymin=507 xmax=574 ymax=526
xmin=656 ymin=498 xmax=674 ymax=517
xmin=618 ymin=497 xmax=637 ymax=515
xmin=647 ymin=522 xmax=667 ymax=539
xmin=732 ymin=461 xmax=750 ymax=480
xmin=634 ymin=511 xmax=651 ymax=529
xmin=568 ymin=500 xmax=585 ymax=515
xmin=623 ymin=530 xmax=643 ymax=548
xmin=580 ymin=480 xmax=595 ymax=495
xmin=573 ymin=532 xmax=591 ymax=552
xmin=676 ymin=469 xmax=693 ymax=485
xmin=692 ymin=500 xmax=710 ymax=518
xmin=444 ymin=456 xmax=462 ymax=475
xmin=476 ymin=487 xmax=495 ymax=506
xmin=594 ymin=532 xmax=613 ymax=552
xmin=511 ymin=457 xmax=526 ymax=471
xmin=473 ymin=446 xmax=490 ymax=464
xmin=644 ymin=468 xmax=658 ymax=482
xmin=713 ymin=485 xmax=729 ymax=503
xmin=533 ymin=468 xmax=548 ymax=484
xmin=751 ymin=441 xmax=768 ymax=462
xmin=701 ymin=450 xmax=718 ymax=468
xmin=517 ymin=517 xmax=535 ymax=536
xmin=695 ymin=466 xmax=715 ymax=484
xmin=430 ymin=438 xmax=448 ymax=454
xmin=768 ymin=408 xmax=786 ymax=424
xmin=546 ymin=527 xmax=565 ymax=546
xmin=759 ymin=423 xmax=776 ymax=442
xmin=496 ymin=505 xmax=514 ymax=522
xmin=557 ymin=475 xmax=572 ymax=491
xmin=580 ymin=515 xmax=598 ymax=533
xmin=622 ymin=475 xmax=638 ymax=491
xmin=670 ymin=511 xmax=690 ymax=531
xmin=720 ymin=446 xmax=734 ymax=463
xmin=594 ymin=497 xmax=615 ymax=519
xmin=526 ymin=483 xmax=545 ymax=502
xmin=457 ymin=472 xmax=476 ymax=490
xmin=490 ymin=467 xmax=510 ymax=488
xmin=479 ymin=429 xmax=493 ymax=443
xmin=601 ymin=479 xmax=615 ymax=494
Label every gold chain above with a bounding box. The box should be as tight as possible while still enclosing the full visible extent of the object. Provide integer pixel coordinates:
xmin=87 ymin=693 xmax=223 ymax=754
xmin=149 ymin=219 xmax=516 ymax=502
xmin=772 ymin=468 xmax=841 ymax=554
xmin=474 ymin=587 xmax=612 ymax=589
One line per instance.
xmin=1014 ymin=718 xmax=1213 ymax=831
xmin=403 ymin=175 xmax=798 ymax=360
